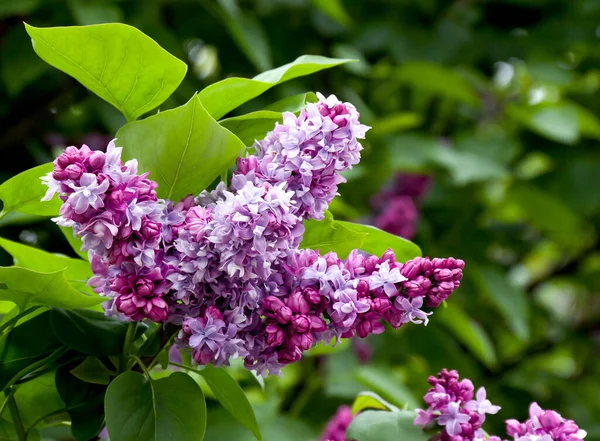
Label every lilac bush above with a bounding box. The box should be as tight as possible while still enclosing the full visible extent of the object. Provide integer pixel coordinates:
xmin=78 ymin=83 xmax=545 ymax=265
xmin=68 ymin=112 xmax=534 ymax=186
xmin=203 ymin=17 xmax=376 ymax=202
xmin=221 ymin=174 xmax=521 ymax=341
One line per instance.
xmin=42 ymin=93 xmax=465 ymax=375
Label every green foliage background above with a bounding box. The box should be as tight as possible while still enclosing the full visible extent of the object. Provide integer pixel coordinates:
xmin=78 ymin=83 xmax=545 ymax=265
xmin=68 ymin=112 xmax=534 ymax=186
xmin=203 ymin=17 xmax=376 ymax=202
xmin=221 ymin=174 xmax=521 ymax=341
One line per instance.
xmin=1 ymin=0 xmax=600 ymax=439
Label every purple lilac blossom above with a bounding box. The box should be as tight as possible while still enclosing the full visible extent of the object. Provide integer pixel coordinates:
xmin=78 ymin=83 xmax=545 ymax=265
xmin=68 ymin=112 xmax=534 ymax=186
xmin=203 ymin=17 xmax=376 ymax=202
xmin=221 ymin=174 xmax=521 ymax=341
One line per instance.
xmin=42 ymin=93 xmax=465 ymax=375
xmin=414 ymin=369 xmax=586 ymax=441
xmin=320 ymin=405 xmax=354 ymax=441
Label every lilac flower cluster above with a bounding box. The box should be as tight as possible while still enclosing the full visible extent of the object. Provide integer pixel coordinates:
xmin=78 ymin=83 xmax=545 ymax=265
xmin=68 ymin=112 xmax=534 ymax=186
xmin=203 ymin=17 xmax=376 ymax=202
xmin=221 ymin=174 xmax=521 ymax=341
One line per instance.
xmin=320 ymin=405 xmax=354 ymax=441
xmin=43 ymin=93 xmax=464 ymax=375
xmin=505 ymin=403 xmax=587 ymax=441
xmin=371 ymin=172 xmax=431 ymax=240
xmin=414 ymin=369 xmax=586 ymax=441
xmin=41 ymin=142 xmax=175 ymax=322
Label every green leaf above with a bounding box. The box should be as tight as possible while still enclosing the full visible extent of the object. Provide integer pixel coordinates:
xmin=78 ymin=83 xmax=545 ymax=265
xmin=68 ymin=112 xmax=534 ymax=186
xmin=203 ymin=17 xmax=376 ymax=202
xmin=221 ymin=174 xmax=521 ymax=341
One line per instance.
xmin=301 ymin=211 xmax=368 ymax=259
xmin=105 ymin=371 xmax=207 ymax=441
xmin=471 ymin=265 xmax=530 ymax=341
xmin=25 ymin=23 xmax=187 ymax=121
xmin=220 ymin=110 xmax=282 ymax=146
xmin=199 ymin=365 xmax=262 ymax=440
xmin=11 ymin=370 xmax=65 ymax=429
xmin=346 ymin=410 xmax=428 ymax=441
xmin=56 ymin=364 xmax=106 ymax=441
xmin=264 ymin=92 xmax=318 ymax=112
xmin=60 ymin=226 xmax=88 ymax=260
xmin=0 ymin=237 xmax=91 ymax=286
xmin=213 ymin=0 xmax=272 ymax=71
xmin=199 ymin=55 xmax=354 ymax=119
xmin=117 ymin=94 xmax=246 ymax=202
xmin=435 ymin=303 xmax=498 ymax=368
xmin=354 ymin=366 xmax=419 ymax=409
xmin=351 ymin=391 xmax=400 ymax=415
xmin=0 ymin=311 xmax=62 ymax=390
xmin=50 ymin=309 xmax=146 ymax=356
xmin=311 ymin=0 xmax=352 ymax=28
xmin=428 ymin=147 xmax=508 ymax=185
xmin=369 ymin=113 xmax=422 ymax=136
xmin=70 ymin=356 xmax=113 ymax=385
xmin=339 ymin=221 xmax=422 ymax=262
xmin=391 ymin=62 xmax=479 ymax=105
xmin=0 ymin=163 xmax=60 ymax=217
xmin=0 ymin=267 xmax=103 ymax=311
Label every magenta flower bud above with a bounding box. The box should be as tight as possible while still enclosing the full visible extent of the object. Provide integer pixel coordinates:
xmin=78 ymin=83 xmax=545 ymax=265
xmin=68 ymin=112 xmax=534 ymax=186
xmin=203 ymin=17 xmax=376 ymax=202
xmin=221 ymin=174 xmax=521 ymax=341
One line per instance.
xmin=356 ymin=279 xmax=370 ymax=294
xmin=505 ymin=419 xmax=526 ymax=437
xmin=372 ymin=297 xmax=391 ymax=314
xmin=263 ymin=296 xmax=293 ymax=323
xmin=303 ymin=287 xmax=321 ymax=305
xmin=333 ymin=103 xmax=346 ymax=116
xmin=289 ymin=332 xmax=312 ymax=351
xmin=145 ymin=297 xmax=168 ymax=322
xmin=381 ymin=248 xmax=396 ymax=264
xmin=263 ymin=295 xmax=285 ymax=311
xmin=87 ymin=151 xmax=106 ymax=171
xmin=324 ymin=252 xmax=339 ymax=267
xmin=141 ymin=219 xmax=161 ymax=240
xmin=205 ymin=306 xmax=223 ymax=321
xmin=236 ymin=156 xmax=259 ymax=175
xmin=52 ymin=169 xmax=68 ymax=181
xmin=277 ymin=346 xmax=302 ymax=364
xmin=310 ymin=316 xmax=327 ymax=332
xmin=539 ymin=410 xmax=562 ymax=428
xmin=287 ymin=290 xmax=310 ymax=314
xmin=265 ymin=323 xmax=285 ymax=347
xmin=434 ymin=268 xmax=454 ymax=282
xmin=291 ymin=314 xmax=310 ymax=333
xmin=135 ymin=277 xmax=154 ymax=297
xmin=65 ymin=163 xmax=85 ymax=179
xmin=194 ymin=349 xmax=214 ymax=365
xmin=365 ymin=255 xmax=380 ymax=273
xmin=332 ymin=114 xmax=348 ymax=127
xmin=114 ymin=294 xmax=136 ymax=315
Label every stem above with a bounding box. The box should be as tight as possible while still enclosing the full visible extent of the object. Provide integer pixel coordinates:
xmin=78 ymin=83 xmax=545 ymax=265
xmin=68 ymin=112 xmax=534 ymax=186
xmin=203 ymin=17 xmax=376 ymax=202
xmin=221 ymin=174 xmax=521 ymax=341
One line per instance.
xmin=25 ymin=408 xmax=66 ymax=438
xmin=169 ymin=361 xmax=201 ymax=373
xmin=120 ymin=322 xmax=138 ymax=373
xmin=2 ymin=347 xmax=69 ymax=393
xmin=131 ymin=355 xmax=151 ymax=379
xmin=0 ymin=388 xmax=14 ymax=419
xmin=5 ymin=389 xmax=26 ymax=441
xmin=0 ymin=306 xmax=42 ymax=336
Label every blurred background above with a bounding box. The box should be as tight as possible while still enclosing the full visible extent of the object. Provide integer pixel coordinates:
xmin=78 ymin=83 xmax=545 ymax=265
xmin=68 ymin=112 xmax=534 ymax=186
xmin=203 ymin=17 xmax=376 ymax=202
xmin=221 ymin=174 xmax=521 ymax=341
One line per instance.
xmin=1 ymin=0 xmax=600 ymax=439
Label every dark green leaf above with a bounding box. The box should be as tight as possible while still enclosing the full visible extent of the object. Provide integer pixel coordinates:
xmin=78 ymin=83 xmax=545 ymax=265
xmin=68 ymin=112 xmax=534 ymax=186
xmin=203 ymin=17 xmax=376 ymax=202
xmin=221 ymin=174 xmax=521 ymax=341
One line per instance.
xmin=0 ymin=311 xmax=62 ymax=390
xmin=199 ymin=55 xmax=354 ymax=119
xmin=56 ymin=364 xmax=106 ymax=441
xmin=351 ymin=391 xmax=399 ymax=415
xmin=346 ymin=410 xmax=429 ymax=441
xmin=105 ymin=371 xmax=207 ymax=441
xmin=199 ymin=364 xmax=261 ymax=440
xmin=301 ymin=211 xmax=368 ymax=258
xmin=264 ymin=92 xmax=318 ymax=112
xmin=50 ymin=309 xmax=146 ymax=356
xmin=69 ymin=356 xmax=113 ymax=385
xmin=117 ymin=94 xmax=246 ymax=202
xmin=25 ymin=23 xmax=187 ymax=121
xmin=12 ymin=370 xmax=66 ymax=429
xmin=435 ymin=303 xmax=498 ymax=368
xmin=0 ymin=163 xmax=60 ymax=217
xmin=0 ymin=267 xmax=103 ymax=311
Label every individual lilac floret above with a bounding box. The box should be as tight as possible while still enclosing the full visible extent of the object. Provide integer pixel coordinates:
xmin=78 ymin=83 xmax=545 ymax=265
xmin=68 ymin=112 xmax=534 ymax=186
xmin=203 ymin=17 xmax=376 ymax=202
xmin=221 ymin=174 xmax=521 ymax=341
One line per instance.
xmin=414 ymin=369 xmax=499 ymax=441
xmin=505 ymin=402 xmax=587 ymax=441
xmin=320 ymin=405 xmax=354 ymax=441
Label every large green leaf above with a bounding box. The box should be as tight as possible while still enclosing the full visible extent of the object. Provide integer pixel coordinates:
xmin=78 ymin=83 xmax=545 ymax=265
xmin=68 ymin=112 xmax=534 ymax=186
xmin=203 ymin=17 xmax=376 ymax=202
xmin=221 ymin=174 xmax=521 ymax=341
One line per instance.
xmin=0 ymin=163 xmax=60 ymax=217
xmin=301 ymin=211 xmax=368 ymax=259
xmin=220 ymin=110 xmax=282 ymax=147
xmin=264 ymin=92 xmax=318 ymax=112
xmin=301 ymin=211 xmax=422 ymax=261
xmin=436 ymin=303 xmax=498 ymax=368
xmin=56 ymin=365 xmax=106 ymax=441
xmin=69 ymin=356 xmax=113 ymax=385
xmin=351 ymin=391 xmax=399 ymax=415
xmin=25 ymin=23 xmax=187 ymax=121
xmin=105 ymin=371 xmax=207 ymax=441
xmin=199 ymin=365 xmax=261 ymax=440
xmin=50 ymin=309 xmax=146 ymax=356
xmin=0 ymin=311 xmax=62 ymax=390
xmin=198 ymin=55 xmax=353 ymax=119
xmin=11 ymin=370 xmax=65 ymax=429
xmin=0 ymin=237 xmax=91 ymax=285
xmin=0 ymin=267 xmax=103 ymax=311
xmin=354 ymin=366 xmax=419 ymax=409
xmin=117 ymin=94 xmax=246 ymax=202
xmin=346 ymin=410 xmax=429 ymax=441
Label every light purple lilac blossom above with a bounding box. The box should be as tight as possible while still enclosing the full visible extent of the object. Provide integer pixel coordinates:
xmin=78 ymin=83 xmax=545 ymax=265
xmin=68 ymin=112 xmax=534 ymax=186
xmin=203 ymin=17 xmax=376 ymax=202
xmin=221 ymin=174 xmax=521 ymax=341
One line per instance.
xmin=42 ymin=93 xmax=464 ymax=375
xmin=414 ymin=369 xmax=586 ymax=441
